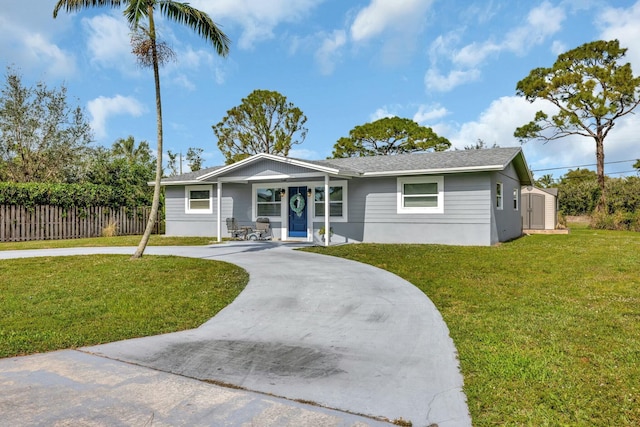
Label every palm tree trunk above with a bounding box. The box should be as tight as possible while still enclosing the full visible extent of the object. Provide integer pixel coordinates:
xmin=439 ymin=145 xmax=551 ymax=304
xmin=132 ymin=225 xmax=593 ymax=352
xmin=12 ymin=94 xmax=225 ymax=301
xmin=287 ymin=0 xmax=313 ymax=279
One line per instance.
xmin=132 ymin=7 xmax=163 ymax=259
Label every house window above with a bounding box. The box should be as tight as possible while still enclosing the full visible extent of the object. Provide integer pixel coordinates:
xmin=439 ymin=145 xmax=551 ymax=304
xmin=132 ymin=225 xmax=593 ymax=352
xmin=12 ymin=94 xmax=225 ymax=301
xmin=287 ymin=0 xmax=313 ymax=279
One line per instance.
xmin=397 ymin=176 xmax=444 ymax=214
xmin=496 ymin=182 xmax=503 ymax=210
xmin=314 ymin=186 xmax=343 ymax=217
xmin=255 ymin=187 xmax=282 ymax=217
xmin=513 ymin=187 xmax=519 ymax=210
xmin=185 ymin=185 xmax=213 ymax=214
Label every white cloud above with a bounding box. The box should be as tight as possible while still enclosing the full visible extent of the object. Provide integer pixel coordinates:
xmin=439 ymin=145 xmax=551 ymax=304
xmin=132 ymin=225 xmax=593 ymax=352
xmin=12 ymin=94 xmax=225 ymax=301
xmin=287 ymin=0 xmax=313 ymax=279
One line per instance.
xmin=425 ymin=68 xmax=481 ymax=92
xmin=453 ymin=41 xmax=501 ymax=68
xmin=369 ymin=108 xmax=397 ymax=121
xmin=315 ymin=30 xmax=346 ymax=75
xmin=349 ymin=0 xmax=435 ymax=65
xmin=87 ymin=95 xmax=145 ymax=140
xmin=413 ymin=104 xmax=449 ymax=124
xmin=83 ymin=13 xmax=135 ymax=73
xmin=0 ymin=13 xmax=76 ymax=78
xmin=350 ymin=0 xmax=433 ymax=42
xmin=191 ymin=0 xmax=324 ymax=49
xmin=427 ymin=1 xmax=566 ymax=92
xmin=600 ymin=1 xmax=640 ymax=70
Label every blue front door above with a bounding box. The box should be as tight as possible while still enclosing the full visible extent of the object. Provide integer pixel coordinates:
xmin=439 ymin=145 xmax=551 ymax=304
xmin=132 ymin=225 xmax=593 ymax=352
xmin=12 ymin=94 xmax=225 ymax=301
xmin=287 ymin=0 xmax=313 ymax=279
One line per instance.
xmin=288 ymin=186 xmax=307 ymax=238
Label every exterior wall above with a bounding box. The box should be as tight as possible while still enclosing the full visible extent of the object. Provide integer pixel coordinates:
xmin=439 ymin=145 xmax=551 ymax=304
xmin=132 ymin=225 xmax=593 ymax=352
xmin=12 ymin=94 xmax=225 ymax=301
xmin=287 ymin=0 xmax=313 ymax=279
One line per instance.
xmin=165 ymin=185 xmax=217 ymax=237
xmin=521 ymin=187 xmax=557 ymax=230
xmin=320 ymin=172 xmax=494 ymax=246
xmin=165 ymin=183 xmax=284 ymax=239
xmin=490 ymin=163 xmax=524 ymax=244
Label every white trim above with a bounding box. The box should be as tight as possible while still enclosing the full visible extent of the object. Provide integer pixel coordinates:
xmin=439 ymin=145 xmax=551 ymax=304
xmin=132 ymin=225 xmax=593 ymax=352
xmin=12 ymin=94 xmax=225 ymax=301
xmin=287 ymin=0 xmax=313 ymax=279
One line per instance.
xmin=397 ymin=176 xmax=444 ymax=214
xmin=252 ymin=184 xmax=285 ymax=221
xmin=219 ymin=172 xmax=332 ymax=183
xmin=324 ymin=174 xmax=330 ymax=247
xmin=365 ymin=164 xmax=506 ymax=177
xmin=216 ymin=181 xmax=222 ymax=242
xmin=310 ymin=180 xmax=348 ymax=223
xmin=185 ymin=185 xmax=213 ymax=214
xmin=496 ymin=182 xmax=504 ymax=210
xmin=197 ymin=152 xmax=341 ymax=181
xmin=513 ymin=187 xmax=519 ymax=211
xmin=251 ymin=180 xmax=349 ymax=223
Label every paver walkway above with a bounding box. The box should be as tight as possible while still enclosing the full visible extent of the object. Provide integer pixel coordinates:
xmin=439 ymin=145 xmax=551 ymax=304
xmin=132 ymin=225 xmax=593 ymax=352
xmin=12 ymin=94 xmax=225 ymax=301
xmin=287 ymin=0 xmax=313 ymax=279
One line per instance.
xmin=0 ymin=242 xmax=471 ymax=426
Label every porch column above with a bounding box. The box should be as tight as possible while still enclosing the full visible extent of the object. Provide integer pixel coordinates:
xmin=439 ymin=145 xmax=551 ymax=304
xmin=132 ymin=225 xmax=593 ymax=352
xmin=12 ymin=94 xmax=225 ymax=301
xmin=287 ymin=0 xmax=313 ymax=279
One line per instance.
xmin=324 ymin=174 xmax=330 ymax=247
xmin=216 ymin=180 xmax=222 ymax=242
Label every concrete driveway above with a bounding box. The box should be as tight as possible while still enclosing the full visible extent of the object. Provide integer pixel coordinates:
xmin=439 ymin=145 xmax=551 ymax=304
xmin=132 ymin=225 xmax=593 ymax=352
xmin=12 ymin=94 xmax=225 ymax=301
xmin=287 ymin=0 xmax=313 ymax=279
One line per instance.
xmin=0 ymin=242 xmax=471 ymax=427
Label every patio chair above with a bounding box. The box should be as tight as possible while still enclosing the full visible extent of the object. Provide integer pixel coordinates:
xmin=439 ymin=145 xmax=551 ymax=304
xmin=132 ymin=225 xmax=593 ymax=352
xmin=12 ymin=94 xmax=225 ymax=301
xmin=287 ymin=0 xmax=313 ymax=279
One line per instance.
xmin=246 ymin=217 xmax=272 ymax=240
xmin=225 ymin=217 xmax=245 ymax=240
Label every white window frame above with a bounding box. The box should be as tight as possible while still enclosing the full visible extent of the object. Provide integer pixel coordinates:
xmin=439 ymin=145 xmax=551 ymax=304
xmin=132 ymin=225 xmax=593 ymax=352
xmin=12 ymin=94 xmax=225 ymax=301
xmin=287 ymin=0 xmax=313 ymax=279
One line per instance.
xmin=252 ymin=185 xmax=284 ymax=221
xmin=513 ymin=187 xmax=519 ymax=210
xmin=496 ymin=182 xmax=503 ymax=210
xmin=397 ymin=176 xmax=444 ymax=214
xmin=185 ymin=185 xmax=213 ymax=214
xmin=312 ymin=180 xmax=348 ymax=222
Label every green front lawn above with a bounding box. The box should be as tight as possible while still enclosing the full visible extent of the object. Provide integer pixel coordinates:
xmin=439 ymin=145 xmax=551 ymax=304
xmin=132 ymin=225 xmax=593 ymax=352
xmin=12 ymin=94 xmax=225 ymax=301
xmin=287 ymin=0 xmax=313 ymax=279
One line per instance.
xmin=0 ymin=255 xmax=248 ymax=358
xmin=304 ymin=226 xmax=640 ymax=426
xmin=0 ymin=235 xmax=215 ymax=250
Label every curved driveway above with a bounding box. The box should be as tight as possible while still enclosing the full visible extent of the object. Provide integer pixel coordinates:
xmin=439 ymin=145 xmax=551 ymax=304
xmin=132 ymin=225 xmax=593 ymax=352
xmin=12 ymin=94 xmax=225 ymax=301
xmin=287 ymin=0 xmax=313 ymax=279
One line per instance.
xmin=0 ymin=242 xmax=471 ymax=427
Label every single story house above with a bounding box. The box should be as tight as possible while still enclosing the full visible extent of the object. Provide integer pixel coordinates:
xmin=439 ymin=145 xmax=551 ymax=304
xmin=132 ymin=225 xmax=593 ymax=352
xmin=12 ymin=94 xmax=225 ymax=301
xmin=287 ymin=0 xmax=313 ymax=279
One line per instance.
xmin=160 ymin=147 xmax=533 ymax=246
xmin=521 ymin=186 xmax=558 ymax=231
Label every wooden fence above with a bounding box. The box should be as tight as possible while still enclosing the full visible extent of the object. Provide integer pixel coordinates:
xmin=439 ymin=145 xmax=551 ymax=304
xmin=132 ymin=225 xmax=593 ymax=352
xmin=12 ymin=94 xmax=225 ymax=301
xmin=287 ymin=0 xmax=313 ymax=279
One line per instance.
xmin=0 ymin=205 xmax=160 ymax=242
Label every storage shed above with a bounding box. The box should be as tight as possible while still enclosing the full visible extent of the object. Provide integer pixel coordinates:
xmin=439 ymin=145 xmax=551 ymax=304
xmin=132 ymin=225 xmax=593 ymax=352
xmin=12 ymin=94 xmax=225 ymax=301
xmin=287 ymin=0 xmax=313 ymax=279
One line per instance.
xmin=521 ymin=186 xmax=558 ymax=231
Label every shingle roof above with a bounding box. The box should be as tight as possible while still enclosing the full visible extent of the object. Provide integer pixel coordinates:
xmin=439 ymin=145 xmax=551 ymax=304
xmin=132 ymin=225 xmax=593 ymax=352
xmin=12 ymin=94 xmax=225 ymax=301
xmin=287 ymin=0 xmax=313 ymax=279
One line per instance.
xmin=161 ymin=165 xmax=223 ymax=183
xmin=311 ymin=147 xmax=523 ymax=174
xmin=160 ymin=147 xmax=531 ymax=184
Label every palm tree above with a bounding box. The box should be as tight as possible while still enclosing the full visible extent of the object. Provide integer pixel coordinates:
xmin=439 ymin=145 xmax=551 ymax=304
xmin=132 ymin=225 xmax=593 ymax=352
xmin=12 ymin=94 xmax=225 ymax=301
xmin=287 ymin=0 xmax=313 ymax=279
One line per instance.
xmin=112 ymin=136 xmax=151 ymax=164
xmin=54 ymin=0 xmax=230 ymax=258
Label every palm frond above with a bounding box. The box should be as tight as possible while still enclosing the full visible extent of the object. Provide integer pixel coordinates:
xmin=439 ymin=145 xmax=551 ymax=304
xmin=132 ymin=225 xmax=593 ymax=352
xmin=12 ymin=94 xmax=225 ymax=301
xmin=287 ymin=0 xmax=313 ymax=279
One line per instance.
xmin=159 ymin=1 xmax=230 ymax=56
xmin=123 ymin=0 xmax=149 ymax=28
xmin=53 ymin=0 xmax=123 ymax=18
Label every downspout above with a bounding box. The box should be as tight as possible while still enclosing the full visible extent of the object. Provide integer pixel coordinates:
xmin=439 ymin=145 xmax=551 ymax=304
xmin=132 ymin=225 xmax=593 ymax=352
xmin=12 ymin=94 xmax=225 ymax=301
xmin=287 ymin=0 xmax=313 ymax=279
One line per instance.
xmin=324 ymin=174 xmax=330 ymax=247
xmin=217 ymin=180 xmax=222 ymax=242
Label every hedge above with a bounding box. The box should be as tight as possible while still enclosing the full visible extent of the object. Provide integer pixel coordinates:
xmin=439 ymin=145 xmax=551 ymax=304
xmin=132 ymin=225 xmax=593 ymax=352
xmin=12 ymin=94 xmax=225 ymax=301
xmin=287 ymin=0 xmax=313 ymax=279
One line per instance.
xmin=0 ymin=182 xmax=148 ymax=209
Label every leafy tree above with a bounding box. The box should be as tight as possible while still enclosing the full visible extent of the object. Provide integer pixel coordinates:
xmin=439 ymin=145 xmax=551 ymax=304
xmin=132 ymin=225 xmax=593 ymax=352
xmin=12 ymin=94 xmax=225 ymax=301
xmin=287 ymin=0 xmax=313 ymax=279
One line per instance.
xmin=331 ymin=117 xmax=450 ymax=158
xmin=214 ymin=89 xmax=308 ymax=164
xmin=54 ymin=0 xmax=230 ymax=258
xmin=535 ymin=174 xmax=556 ymax=188
xmin=634 ymin=159 xmax=640 ymax=172
xmin=86 ymin=139 xmax=155 ymax=207
xmin=463 ymin=139 xmax=499 ymax=150
xmin=186 ymin=147 xmax=204 ymax=171
xmin=166 ymin=150 xmax=179 ymax=176
xmin=0 ymin=69 xmax=92 ymax=183
xmin=557 ymin=169 xmax=600 ymax=216
xmin=514 ymin=40 xmax=640 ymax=213
xmin=112 ymin=135 xmax=153 ymax=165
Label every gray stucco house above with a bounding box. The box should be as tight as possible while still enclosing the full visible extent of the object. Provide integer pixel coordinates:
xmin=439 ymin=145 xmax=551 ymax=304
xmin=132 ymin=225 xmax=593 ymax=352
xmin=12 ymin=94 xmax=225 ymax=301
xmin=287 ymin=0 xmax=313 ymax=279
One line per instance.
xmin=161 ymin=147 xmax=533 ymax=246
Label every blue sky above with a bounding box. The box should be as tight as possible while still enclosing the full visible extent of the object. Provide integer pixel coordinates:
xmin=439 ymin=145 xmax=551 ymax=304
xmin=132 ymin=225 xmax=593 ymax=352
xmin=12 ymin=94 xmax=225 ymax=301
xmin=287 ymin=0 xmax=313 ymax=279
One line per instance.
xmin=1 ymin=0 xmax=639 ymax=179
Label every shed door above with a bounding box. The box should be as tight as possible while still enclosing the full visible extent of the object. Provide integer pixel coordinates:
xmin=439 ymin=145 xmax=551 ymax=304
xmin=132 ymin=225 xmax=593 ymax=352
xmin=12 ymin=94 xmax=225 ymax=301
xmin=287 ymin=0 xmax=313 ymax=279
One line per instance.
xmin=522 ymin=193 xmax=545 ymax=229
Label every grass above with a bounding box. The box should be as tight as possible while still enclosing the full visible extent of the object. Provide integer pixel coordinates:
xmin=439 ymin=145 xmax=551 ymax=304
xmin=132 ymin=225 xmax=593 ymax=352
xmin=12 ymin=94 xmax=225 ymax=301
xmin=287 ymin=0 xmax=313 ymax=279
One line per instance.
xmin=303 ymin=225 xmax=640 ymax=426
xmin=0 ymin=255 xmax=248 ymax=358
xmin=0 ymin=235 xmax=215 ymax=250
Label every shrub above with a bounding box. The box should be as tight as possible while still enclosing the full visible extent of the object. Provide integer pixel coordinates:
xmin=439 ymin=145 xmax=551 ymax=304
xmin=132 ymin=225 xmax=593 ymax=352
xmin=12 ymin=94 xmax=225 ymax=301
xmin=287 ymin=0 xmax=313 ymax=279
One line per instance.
xmin=101 ymin=220 xmax=118 ymax=237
